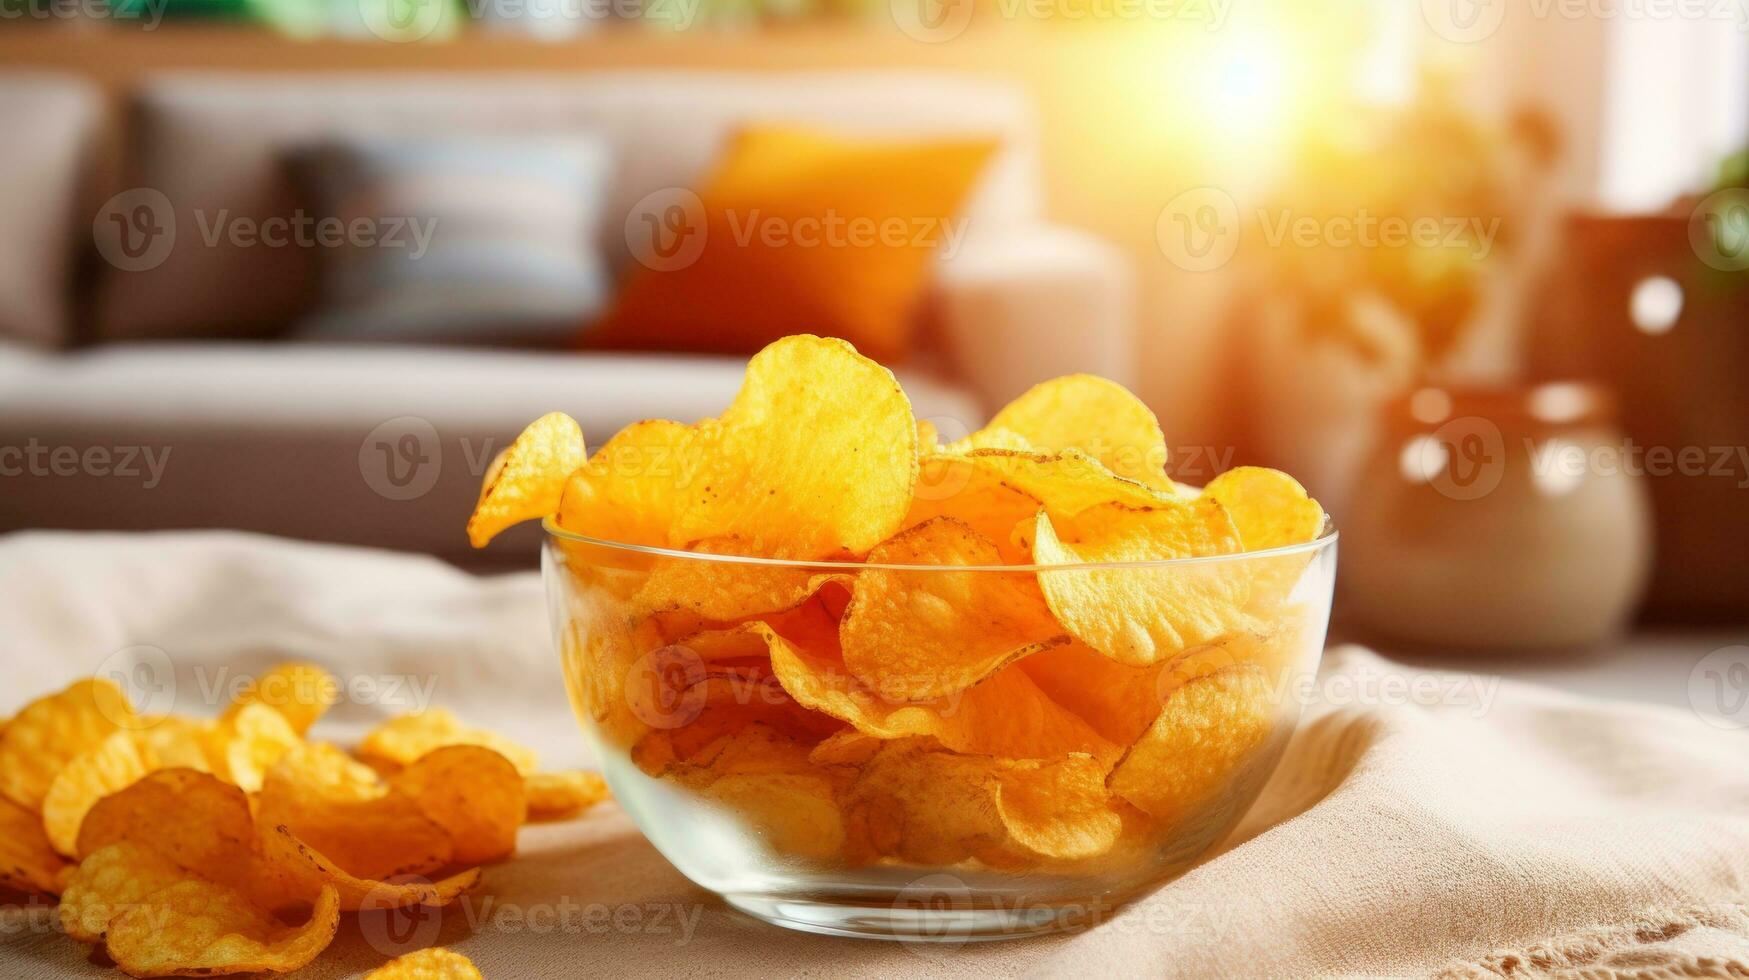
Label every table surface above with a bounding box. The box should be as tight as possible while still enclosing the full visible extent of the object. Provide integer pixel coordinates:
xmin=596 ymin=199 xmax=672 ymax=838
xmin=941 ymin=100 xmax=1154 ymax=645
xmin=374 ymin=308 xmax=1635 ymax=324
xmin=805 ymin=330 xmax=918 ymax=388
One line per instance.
xmin=1332 ymin=625 xmax=1748 ymax=714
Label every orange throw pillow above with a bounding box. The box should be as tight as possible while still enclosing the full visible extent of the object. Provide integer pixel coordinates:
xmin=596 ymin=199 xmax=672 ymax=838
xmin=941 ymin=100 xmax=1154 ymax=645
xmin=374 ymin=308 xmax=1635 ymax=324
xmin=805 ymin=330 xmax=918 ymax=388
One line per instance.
xmin=594 ymin=127 xmax=998 ymax=364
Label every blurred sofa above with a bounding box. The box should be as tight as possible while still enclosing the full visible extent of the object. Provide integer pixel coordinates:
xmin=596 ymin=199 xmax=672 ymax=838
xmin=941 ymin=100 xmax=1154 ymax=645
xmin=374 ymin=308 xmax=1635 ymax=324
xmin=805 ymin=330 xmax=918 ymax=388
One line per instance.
xmin=0 ymin=71 xmax=1133 ymax=567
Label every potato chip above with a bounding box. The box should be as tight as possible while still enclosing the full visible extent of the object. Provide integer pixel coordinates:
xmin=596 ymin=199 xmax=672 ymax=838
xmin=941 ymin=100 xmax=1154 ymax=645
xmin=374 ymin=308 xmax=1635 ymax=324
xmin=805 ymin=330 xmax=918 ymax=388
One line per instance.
xmin=840 ymin=740 xmax=1008 ymax=866
xmin=221 ymin=662 xmax=337 ymax=737
xmin=0 ymin=678 xmax=135 ymax=810
xmin=1107 ymin=664 xmax=1278 ymax=822
xmin=558 ymin=418 xmax=715 ymax=549
xmin=77 ymin=769 xmax=257 ymax=883
xmin=209 ymin=702 xmax=303 ymax=793
xmin=971 ymin=374 xmax=1174 ymax=491
xmin=360 ymin=709 xmax=539 ymax=777
xmin=58 ymin=841 xmax=189 ymax=943
xmin=700 ymin=771 xmax=846 ymax=862
xmin=135 ymin=717 xmax=215 ymax=772
xmin=991 ymin=755 xmax=1122 ymax=860
xmin=1201 ymin=466 xmax=1326 ymax=610
xmin=1200 ymin=467 xmax=1324 ymax=551
xmin=259 ymin=743 xmax=454 ymax=881
xmin=258 ymin=824 xmax=479 ymax=912
xmin=961 ymin=448 xmax=1169 ymax=519
xmin=0 ymin=793 xmax=66 ymax=896
xmin=391 ymin=745 xmax=526 ymax=865
xmin=1032 ymin=500 xmax=1249 ymax=666
xmin=468 ymin=411 xmax=587 ymax=548
xmin=671 ymin=335 xmax=918 ymax=559
xmin=767 ymin=625 xmax=1117 ymax=763
xmin=366 ymin=947 xmax=485 ymax=980
xmin=841 ymin=518 xmax=1067 ymax=700
xmin=632 ymin=534 xmax=853 ymax=622
xmin=43 ymin=729 xmax=155 ymax=857
xmin=904 ymin=456 xmax=1042 ymax=564
xmin=105 ymin=877 xmax=340 ymax=977
xmin=524 ymin=771 xmax=610 ymax=822
xmin=1018 ymin=641 xmax=1168 ymax=748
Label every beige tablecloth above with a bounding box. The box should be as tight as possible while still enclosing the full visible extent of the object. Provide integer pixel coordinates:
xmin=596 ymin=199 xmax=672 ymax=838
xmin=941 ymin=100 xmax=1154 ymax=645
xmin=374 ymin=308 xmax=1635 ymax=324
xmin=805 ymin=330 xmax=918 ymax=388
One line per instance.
xmin=3 ymin=531 xmax=1747 ymax=979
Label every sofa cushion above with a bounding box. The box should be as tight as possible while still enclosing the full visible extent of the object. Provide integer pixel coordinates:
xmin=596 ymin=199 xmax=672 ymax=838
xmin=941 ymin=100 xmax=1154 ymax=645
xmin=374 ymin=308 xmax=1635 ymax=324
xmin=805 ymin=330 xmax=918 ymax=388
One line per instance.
xmin=94 ymin=72 xmax=1042 ymax=342
xmin=0 ymin=344 xmax=984 ymax=566
xmin=0 ymin=74 xmax=101 ymax=348
xmin=289 ymin=134 xmax=615 ymax=347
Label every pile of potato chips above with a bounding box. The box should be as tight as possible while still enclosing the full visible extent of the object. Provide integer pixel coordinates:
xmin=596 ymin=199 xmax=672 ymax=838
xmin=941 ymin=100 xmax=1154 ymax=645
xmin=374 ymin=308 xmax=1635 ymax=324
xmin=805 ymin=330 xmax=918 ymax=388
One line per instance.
xmin=474 ymin=334 xmax=1329 ymax=874
xmin=0 ymin=663 xmax=607 ymax=977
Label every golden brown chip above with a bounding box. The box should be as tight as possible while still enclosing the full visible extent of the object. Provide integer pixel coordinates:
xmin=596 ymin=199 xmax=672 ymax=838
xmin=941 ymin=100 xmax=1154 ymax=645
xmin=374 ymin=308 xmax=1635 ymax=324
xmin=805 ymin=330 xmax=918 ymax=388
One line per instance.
xmin=904 ymin=455 xmax=1043 ymax=564
xmin=134 ymin=717 xmax=216 ymax=773
xmin=258 ymin=743 xmax=454 ymax=881
xmin=1018 ymin=641 xmax=1168 ymax=748
xmin=523 ymin=771 xmax=610 ymax=822
xmin=671 ymin=334 xmax=919 ymax=559
xmin=105 ymin=877 xmax=340 ymax=977
xmin=841 ymin=518 xmax=1067 ymax=700
xmin=221 ymin=662 xmax=338 ymax=737
xmin=961 ymin=448 xmax=1170 ymax=519
xmin=391 ymin=745 xmax=526 ymax=865
xmin=42 ymin=729 xmax=155 ymax=857
xmin=1107 ymin=664 xmax=1279 ymax=822
xmin=1200 ymin=466 xmax=1325 ymax=551
xmin=632 ymin=534 xmax=853 ymax=622
xmin=468 ymin=411 xmax=587 ymax=547
xmin=1032 ymin=500 xmax=1250 ymax=666
xmin=699 ymin=771 xmax=846 ymax=862
xmin=58 ymin=841 xmax=189 ymax=943
xmin=258 ymin=824 xmax=479 ymax=912
xmin=360 ymin=709 xmax=539 ymax=777
xmin=840 ymin=740 xmax=1008 ymax=866
xmin=75 ymin=769 xmax=257 ymax=891
xmin=0 ymin=793 xmax=67 ymax=896
xmin=971 ymin=374 xmax=1174 ymax=491
xmin=208 ymin=702 xmax=303 ymax=793
xmin=557 ymin=418 xmax=715 ymax=549
xmin=365 ymin=947 xmax=485 ymax=980
xmin=767 ymin=625 xmax=1117 ymax=763
xmin=0 ymin=678 xmax=135 ymax=810
xmin=990 ymin=755 xmax=1122 ymax=860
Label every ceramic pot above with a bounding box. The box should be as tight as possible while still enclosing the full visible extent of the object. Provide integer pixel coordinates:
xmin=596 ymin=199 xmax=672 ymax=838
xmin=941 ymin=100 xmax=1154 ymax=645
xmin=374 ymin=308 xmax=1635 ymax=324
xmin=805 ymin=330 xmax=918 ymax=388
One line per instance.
xmin=1341 ymin=383 xmax=1652 ymax=650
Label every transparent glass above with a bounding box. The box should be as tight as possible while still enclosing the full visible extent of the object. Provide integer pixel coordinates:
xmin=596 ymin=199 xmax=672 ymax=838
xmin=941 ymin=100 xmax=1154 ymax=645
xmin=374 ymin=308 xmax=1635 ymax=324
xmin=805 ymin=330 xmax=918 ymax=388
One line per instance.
xmin=543 ymin=520 xmax=1337 ymax=941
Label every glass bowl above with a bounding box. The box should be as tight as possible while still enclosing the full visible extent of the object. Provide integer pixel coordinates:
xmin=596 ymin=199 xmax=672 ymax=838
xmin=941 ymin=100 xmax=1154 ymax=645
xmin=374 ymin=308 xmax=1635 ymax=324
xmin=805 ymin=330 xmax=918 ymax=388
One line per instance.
xmin=542 ymin=518 xmax=1336 ymax=942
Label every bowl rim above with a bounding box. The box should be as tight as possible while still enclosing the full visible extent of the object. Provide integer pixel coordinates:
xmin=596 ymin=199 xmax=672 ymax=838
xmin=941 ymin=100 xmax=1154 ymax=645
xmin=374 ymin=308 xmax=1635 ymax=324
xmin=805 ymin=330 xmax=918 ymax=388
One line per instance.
xmin=541 ymin=515 xmax=1338 ymax=574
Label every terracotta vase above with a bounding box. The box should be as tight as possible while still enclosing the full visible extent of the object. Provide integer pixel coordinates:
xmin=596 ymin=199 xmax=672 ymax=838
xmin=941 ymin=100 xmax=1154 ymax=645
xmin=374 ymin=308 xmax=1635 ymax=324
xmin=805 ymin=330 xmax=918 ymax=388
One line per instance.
xmin=1340 ymin=383 xmax=1653 ymax=650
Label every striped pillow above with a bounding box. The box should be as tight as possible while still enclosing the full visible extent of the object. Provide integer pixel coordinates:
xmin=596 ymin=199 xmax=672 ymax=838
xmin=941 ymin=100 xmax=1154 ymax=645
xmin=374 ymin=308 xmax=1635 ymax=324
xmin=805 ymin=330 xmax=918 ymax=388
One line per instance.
xmin=289 ymin=136 xmax=612 ymax=347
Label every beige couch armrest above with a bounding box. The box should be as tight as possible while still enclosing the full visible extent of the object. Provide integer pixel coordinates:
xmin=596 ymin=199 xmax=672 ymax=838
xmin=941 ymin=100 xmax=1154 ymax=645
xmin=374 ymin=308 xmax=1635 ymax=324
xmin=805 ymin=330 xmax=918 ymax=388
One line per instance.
xmin=931 ymin=225 xmax=1135 ymax=414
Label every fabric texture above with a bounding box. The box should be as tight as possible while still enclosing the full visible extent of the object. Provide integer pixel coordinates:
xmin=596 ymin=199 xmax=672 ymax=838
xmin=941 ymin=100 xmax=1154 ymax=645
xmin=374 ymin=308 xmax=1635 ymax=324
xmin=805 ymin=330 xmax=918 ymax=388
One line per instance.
xmin=594 ymin=127 xmax=997 ymax=364
xmin=2 ymin=531 xmax=1746 ymax=979
xmin=289 ymin=136 xmax=613 ymax=347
